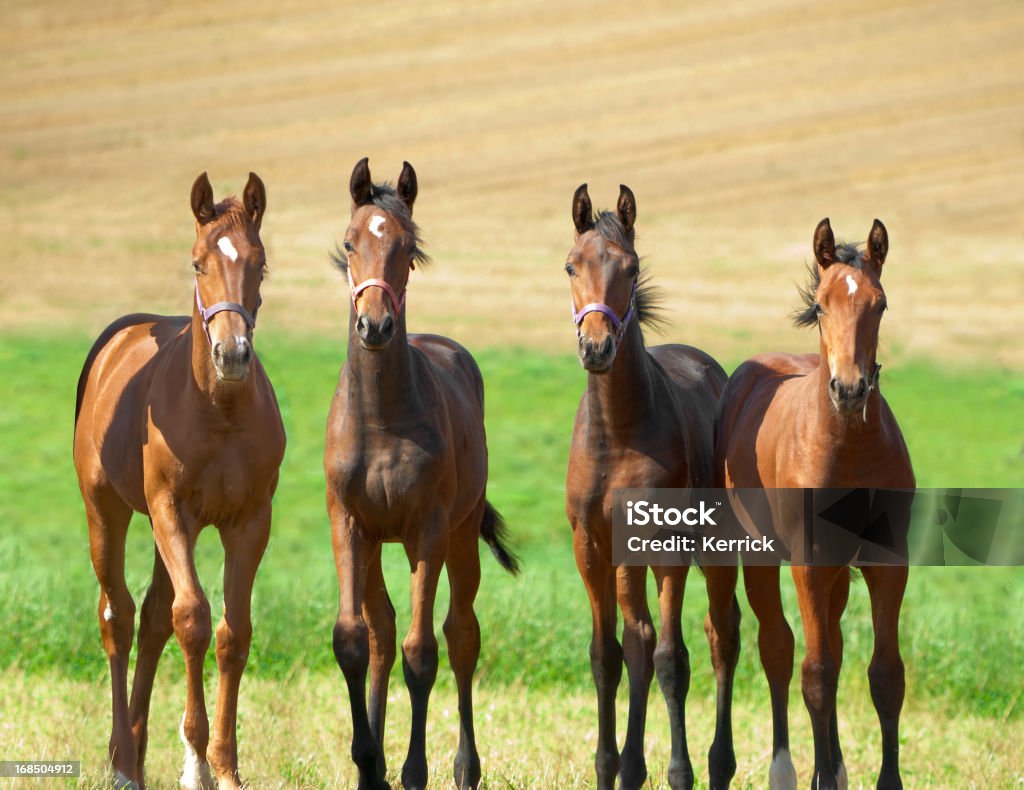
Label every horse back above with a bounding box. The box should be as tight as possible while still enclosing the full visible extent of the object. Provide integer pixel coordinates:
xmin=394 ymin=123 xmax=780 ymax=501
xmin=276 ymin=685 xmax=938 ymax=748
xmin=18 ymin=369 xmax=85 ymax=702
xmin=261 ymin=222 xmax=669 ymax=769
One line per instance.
xmin=409 ymin=333 xmax=485 ymax=413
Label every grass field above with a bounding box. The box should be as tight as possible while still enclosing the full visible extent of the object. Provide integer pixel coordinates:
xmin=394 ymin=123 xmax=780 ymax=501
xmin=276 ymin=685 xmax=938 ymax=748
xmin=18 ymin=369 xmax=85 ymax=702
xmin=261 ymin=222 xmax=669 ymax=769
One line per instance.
xmin=1 ymin=334 xmax=1022 ymax=787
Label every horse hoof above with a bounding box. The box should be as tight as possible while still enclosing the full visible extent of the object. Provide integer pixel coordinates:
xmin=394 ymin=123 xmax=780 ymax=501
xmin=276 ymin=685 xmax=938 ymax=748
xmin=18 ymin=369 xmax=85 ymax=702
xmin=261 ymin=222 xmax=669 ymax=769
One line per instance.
xmin=113 ymin=770 xmax=140 ymax=790
xmin=768 ymin=749 xmax=797 ymax=790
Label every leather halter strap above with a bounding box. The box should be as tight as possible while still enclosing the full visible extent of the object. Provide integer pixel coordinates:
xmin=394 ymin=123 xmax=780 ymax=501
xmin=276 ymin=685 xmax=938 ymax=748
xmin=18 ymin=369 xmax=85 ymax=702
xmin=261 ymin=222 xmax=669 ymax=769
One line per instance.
xmin=194 ymin=280 xmax=260 ymax=344
xmin=350 ymin=277 xmax=406 ymax=314
xmin=571 ymin=281 xmax=637 ymax=340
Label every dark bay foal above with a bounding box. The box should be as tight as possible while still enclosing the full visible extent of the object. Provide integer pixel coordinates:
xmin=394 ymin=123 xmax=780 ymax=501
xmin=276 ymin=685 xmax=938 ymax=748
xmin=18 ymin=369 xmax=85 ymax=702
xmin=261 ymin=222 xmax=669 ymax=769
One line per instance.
xmin=324 ymin=158 xmax=518 ymax=790
xmin=564 ymin=184 xmax=740 ymax=790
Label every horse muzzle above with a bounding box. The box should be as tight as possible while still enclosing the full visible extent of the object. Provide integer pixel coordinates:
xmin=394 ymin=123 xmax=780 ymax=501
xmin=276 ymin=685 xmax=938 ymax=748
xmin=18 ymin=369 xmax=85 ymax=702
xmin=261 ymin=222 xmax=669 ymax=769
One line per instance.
xmin=212 ymin=335 xmax=253 ymax=382
xmin=829 ymin=374 xmax=868 ymax=415
xmin=579 ymin=333 xmax=616 ymax=373
xmin=356 ymin=313 xmax=395 ymax=350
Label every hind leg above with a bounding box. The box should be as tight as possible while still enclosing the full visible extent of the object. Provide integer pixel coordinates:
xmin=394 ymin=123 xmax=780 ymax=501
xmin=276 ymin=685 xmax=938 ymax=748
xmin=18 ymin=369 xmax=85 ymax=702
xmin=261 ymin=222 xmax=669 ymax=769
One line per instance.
xmin=743 ymin=566 xmax=795 ymax=790
xmin=365 ymin=547 xmax=397 ymax=781
xmin=862 ymin=565 xmax=907 ymax=790
xmin=652 ymin=567 xmax=693 ymax=790
xmin=83 ymin=482 xmax=138 ymax=787
xmin=705 ymin=567 xmax=740 ymax=790
xmin=128 ymin=541 xmax=175 ymax=788
xmin=443 ymin=506 xmax=484 ymax=789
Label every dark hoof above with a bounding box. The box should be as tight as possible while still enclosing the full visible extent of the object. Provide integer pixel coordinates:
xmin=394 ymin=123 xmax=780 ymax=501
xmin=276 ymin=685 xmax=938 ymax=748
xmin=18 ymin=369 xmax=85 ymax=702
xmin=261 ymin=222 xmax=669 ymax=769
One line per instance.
xmin=454 ymin=753 xmax=481 ymax=789
xmin=618 ymin=760 xmax=648 ymax=790
xmin=668 ymin=759 xmax=695 ymax=790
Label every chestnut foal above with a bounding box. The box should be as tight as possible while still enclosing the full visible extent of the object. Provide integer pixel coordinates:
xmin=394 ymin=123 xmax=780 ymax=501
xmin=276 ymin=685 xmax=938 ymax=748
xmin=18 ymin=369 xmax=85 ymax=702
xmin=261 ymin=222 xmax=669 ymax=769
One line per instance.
xmin=325 ymin=158 xmax=518 ymax=790
xmin=74 ymin=173 xmax=284 ymax=790
xmin=564 ymin=184 xmax=740 ymax=790
xmin=715 ymin=219 xmax=914 ymax=789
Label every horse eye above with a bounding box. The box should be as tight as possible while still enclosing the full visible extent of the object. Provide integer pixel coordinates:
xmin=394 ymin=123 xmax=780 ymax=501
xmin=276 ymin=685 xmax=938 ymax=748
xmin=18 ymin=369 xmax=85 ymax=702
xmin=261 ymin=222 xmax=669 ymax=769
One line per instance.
xmin=879 ymin=299 xmax=888 ymax=314
xmin=343 ymin=240 xmax=355 ymax=254
xmin=814 ymin=302 xmax=824 ymax=316
xmin=192 ymin=260 xmax=202 ymax=273
xmin=627 ymin=264 xmax=640 ymax=279
xmin=564 ymin=263 xmax=576 ymax=277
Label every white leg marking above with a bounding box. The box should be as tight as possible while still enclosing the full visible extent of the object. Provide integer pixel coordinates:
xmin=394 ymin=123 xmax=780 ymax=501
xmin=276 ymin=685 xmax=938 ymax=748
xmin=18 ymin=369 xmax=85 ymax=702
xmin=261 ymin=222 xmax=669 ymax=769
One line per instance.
xmin=217 ymin=236 xmax=239 ymax=262
xmin=179 ymin=715 xmax=214 ymax=790
xmin=769 ymin=748 xmax=797 ymax=790
xmin=368 ymin=214 xmax=386 ymax=237
xmin=112 ymin=769 xmax=139 ymax=790
xmin=103 ymin=604 xmax=115 ymax=622
xmin=836 ymin=760 xmax=848 ymax=790
xmin=845 ymin=274 xmax=858 ymax=295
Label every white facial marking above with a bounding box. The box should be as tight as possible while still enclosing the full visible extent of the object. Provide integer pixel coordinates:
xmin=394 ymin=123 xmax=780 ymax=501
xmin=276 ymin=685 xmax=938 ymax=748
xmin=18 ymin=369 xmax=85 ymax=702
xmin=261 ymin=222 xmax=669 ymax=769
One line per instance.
xmin=217 ymin=236 xmax=239 ymax=262
xmin=369 ymin=215 xmax=386 ymax=238
xmin=845 ymin=274 xmax=858 ymax=295
xmin=769 ymin=748 xmax=797 ymax=790
xmin=103 ymin=604 xmax=114 ymax=622
xmin=179 ymin=715 xmax=213 ymax=790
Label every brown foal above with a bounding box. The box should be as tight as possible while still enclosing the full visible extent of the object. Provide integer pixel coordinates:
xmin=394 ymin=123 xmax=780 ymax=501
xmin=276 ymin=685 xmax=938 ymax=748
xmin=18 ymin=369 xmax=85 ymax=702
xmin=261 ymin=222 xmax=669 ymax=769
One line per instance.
xmin=324 ymin=158 xmax=518 ymax=790
xmin=564 ymin=184 xmax=740 ymax=790
xmin=715 ymin=219 xmax=914 ymax=789
xmin=73 ymin=173 xmax=285 ymax=790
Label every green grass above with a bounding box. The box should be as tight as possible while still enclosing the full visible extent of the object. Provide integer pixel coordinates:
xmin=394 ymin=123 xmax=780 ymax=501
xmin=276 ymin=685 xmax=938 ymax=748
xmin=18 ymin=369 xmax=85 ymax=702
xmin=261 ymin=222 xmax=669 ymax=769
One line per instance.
xmin=0 ymin=333 xmax=1022 ymax=786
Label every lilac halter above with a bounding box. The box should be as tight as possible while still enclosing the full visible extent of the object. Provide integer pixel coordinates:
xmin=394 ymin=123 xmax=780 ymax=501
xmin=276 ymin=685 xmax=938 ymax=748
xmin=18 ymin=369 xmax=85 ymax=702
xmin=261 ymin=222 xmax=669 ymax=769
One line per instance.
xmin=194 ymin=280 xmax=260 ymax=344
xmin=571 ymin=281 xmax=637 ymax=340
xmin=350 ymin=277 xmax=406 ymax=314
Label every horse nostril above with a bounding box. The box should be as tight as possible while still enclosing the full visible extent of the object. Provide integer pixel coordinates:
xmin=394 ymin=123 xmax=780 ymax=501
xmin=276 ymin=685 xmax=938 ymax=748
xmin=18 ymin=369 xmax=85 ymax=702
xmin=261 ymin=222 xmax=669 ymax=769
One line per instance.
xmin=356 ymin=316 xmax=368 ymax=337
xmin=379 ymin=314 xmax=394 ymax=337
xmin=240 ymin=340 xmax=252 ymax=365
xmin=829 ymin=377 xmax=840 ymax=395
xmin=213 ymin=342 xmax=223 ymax=361
xmin=856 ymin=377 xmax=867 ymax=398
xmin=600 ymin=336 xmax=614 ymax=357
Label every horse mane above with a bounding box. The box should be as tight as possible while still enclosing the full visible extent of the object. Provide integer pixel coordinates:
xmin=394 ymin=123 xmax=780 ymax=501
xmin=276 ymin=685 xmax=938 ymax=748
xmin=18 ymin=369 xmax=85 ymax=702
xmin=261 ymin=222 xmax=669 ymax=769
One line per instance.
xmin=330 ymin=182 xmax=431 ymax=275
xmin=793 ymin=242 xmax=865 ymax=328
xmin=591 ymin=210 xmax=668 ymax=334
xmin=209 ymin=197 xmax=251 ymax=232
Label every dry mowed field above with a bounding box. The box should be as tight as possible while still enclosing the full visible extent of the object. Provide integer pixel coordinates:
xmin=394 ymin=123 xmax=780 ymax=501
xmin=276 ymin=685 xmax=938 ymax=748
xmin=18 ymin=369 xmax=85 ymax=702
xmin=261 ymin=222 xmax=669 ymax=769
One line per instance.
xmin=1 ymin=0 xmax=1022 ymax=364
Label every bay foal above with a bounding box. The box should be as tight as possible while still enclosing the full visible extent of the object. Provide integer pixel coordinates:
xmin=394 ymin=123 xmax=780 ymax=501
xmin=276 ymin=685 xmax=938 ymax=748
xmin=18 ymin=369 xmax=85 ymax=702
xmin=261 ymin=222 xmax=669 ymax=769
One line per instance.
xmin=74 ymin=173 xmax=285 ymax=789
xmin=325 ymin=158 xmax=518 ymax=790
xmin=564 ymin=184 xmax=740 ymax=790
xmin=716 ymin=219 xmax=914 ymax=789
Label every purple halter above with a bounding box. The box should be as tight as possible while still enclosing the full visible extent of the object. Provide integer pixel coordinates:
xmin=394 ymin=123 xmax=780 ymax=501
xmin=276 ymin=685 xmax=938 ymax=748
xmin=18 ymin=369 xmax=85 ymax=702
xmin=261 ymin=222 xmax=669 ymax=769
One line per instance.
xmin=194 ymin=280 xmax=261 ymax=344
xmin=571 ymin=281 xmax=637 ymax=340
xmin=350 ymin=277 xmax=406 ymax=314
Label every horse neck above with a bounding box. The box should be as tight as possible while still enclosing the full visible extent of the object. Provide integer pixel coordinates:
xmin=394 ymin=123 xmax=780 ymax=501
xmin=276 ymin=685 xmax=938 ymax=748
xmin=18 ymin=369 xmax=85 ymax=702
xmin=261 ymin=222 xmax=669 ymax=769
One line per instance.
xmin=584 ymin=319 xmax=655 ymax=437
xmin=188 ymin=309 xmax=254 ymax=412
xmin=345 ymin=306 xmax=421 ymax=421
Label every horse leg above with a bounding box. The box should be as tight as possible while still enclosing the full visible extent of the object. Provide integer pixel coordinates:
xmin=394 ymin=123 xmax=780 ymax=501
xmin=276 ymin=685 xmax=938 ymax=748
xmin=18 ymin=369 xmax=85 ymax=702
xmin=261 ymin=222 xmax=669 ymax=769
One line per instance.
xmin=572 ymin=525 xmax=621 ymax=790
xmin=330 ymin=509 xmax=387 ymax=790
xmin=616 ymin=564 xmax=656 ymax=790
xmin=400 ymin=512 xmax=447 ymax=790
xmin=705 ymin=566 xmax=740 ymax=790
xmin=828 ymin=568 xmax=851 ymax=790
xmin=207 ymin=505 xmax=271 ymax=789
xmin=364 ymin=547 xmax=397 ymax=782
xmin=443 ymin=508 xmax=484 ymax=789
xmin=128 ymin=541 xmax=175 ymax=788
xmin=652 ymin=567 xmax=693 ymax=790
xmin=84 ymin=484 xmax=138 ymax=787
xmin=792 ymin=565 xmax=843 ymax=790
xmin=150 ymin=501 xmax=214 ymax=790
xmin=862 ymin=565 xmax=907 ymax=790
xmin=743 ymin=566 xmax=796 ymax=790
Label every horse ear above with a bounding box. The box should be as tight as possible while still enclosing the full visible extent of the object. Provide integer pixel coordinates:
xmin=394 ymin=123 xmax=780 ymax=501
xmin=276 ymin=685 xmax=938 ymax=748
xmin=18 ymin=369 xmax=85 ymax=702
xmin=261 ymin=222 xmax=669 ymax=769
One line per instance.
xmin=813 ymin=217 xmax=835 ymax=268
xmin=350 ymin=157 xmax=373 ymax=209
xmin=397 ymin=161 xmax=418 ymax=212
xmin=242 ymin=172 xmax=266 ymax=230
xmin=867 ymin=218 xmax=888 ymax=268
xmin=572 ymin=183 xmax=594 ymax=235
xmin=191 ymin=172 xmax=216 ymax=225
xmin=617 ymin=184 xmax=637 ymax=238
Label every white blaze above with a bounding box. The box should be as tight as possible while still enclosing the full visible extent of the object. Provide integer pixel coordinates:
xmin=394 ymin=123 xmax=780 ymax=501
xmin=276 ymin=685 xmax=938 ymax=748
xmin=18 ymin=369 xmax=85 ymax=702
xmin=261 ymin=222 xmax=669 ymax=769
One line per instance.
xmin=369 ymin=215 xmax=386 ymax=238
xmin=217 ymin=236 xmax=239 ymax=261
xmin=845 ymin=274 xmax=858 ymax=295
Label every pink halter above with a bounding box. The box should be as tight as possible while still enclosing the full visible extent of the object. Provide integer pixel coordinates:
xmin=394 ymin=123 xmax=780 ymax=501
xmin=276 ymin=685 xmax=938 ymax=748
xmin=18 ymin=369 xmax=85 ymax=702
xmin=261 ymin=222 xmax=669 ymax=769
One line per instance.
xmin=571 ymin=281 xmax=636 ymax=341
xmin=350 ymin=277 xmax=406 ymax=314
xmin=194 ymin=280 xmax=260 ymax=344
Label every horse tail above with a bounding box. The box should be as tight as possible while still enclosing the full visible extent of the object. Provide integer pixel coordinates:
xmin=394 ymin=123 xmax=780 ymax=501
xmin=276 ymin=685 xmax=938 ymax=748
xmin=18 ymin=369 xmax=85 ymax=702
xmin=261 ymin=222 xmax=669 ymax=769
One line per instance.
xmin=480 ymin=500 xmax=520 ymax=576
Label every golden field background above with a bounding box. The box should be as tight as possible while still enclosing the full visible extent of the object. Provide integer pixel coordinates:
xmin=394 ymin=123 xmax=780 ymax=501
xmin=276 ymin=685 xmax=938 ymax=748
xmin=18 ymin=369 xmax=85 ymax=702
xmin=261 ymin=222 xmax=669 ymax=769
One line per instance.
xmin=1 ymin=0 xmax=1022 ymax=365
